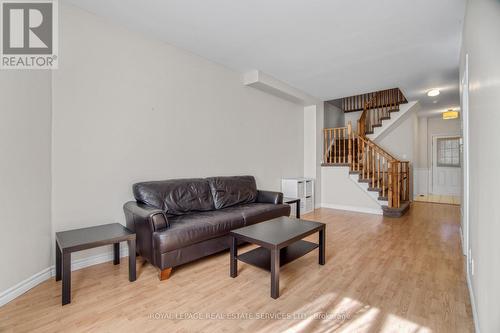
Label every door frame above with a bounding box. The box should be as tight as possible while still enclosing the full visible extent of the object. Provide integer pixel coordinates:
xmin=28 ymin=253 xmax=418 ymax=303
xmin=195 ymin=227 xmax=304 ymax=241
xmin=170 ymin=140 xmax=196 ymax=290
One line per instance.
xmin=461 ymin=54 xmax=470 ymax=257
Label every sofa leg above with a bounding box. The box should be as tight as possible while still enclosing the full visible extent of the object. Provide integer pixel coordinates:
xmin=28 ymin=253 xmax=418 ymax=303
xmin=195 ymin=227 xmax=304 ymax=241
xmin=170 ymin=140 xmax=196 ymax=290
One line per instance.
xmin=159 ymin=268 xmax=173 ymax=281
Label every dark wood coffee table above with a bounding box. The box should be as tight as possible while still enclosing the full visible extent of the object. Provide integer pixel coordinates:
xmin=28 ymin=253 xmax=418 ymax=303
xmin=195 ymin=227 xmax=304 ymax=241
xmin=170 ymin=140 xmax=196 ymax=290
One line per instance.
xmin=55 ymin=223 xmax=136 ymax=305
xmin=229 ymin=216 xmax=325 ymax=299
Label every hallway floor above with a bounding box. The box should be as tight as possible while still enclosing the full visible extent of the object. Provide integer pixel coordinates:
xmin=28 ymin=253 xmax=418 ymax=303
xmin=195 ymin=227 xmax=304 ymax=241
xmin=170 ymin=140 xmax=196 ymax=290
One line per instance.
xmin=414 ymin=194 xmax=461 ymax=205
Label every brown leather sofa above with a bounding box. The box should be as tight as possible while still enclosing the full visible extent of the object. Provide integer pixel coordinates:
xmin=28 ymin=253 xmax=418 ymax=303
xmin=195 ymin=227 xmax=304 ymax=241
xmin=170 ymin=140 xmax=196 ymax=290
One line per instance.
xmin=123 ymin=176 xmax=290 ymax=280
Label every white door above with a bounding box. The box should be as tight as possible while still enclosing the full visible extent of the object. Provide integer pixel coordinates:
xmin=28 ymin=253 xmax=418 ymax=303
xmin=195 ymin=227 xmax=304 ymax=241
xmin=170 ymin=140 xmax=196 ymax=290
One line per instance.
xmin=432 ymin=136 xmax=462 ymax=196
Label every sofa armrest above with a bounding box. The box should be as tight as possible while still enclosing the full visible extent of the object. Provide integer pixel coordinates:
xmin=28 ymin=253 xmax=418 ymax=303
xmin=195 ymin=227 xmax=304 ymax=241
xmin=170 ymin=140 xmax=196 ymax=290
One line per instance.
xmin=123 ymin=201 xmax=169 ymax=264
xmin=124 ymin=201 xmax=169 ymax=231
xmin=256 ymin=190 xmax=284 ymax=205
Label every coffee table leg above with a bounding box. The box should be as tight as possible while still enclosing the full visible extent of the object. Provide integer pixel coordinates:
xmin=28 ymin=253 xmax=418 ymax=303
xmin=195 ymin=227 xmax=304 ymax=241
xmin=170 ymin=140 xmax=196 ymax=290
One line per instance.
xmin=62 ymin=252 xmax=71 ymax=305
xmin=230 ymin=236 xmax=237 ymax=278
xmin=271 ymin=247 xmax=280 ymax=299
xmin=55 ymin=241 xmax=62 ymax=281
xmin=113 ymin=243 xmax=120 ymax=265
xmin=296 ymin=200 xmax=300 ymax=218
xmin=128 ymin=239 xmax=136 ymax=282
xmin=319 ymin=228 xmax=325 ymax=265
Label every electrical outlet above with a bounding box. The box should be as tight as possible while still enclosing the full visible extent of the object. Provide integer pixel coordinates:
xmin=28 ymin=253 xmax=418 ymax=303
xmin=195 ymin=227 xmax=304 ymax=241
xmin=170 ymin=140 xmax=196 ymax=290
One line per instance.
xmin=468 ymin=249 xmax=474 ymax=276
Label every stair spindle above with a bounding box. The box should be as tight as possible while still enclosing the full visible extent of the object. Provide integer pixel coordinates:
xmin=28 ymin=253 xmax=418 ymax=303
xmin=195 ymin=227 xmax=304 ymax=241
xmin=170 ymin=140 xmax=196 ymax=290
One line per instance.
xmin=372 ymin=146 xmax=375 ymax=187
xmin=397 ymin=162 xmax=401 ymax=207
xmin=329 ymin=129 xmax=332 ymax=163
xmin=388 ymin=162 xmax=393 ymax=208
xmin=333 ymin=128 xmax=337 ymax=163
xmin=382 ymin=157 xmax=386 ymax=198
xmin=348 ymin=122 xmax=352 ymax=168
xmin=377 ymin=153 xmax=380 ymax=190
xmin=343 ymin=128 xmax=346 ymax=164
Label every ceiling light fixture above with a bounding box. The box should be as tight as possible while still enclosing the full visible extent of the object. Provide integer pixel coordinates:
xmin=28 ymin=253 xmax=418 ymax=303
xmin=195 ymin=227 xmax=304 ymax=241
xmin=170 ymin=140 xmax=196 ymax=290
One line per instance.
xmin=427 ymin=89 xmax=440 ymax=97
xmin=443 ymin=109 xmax=459 ymax=120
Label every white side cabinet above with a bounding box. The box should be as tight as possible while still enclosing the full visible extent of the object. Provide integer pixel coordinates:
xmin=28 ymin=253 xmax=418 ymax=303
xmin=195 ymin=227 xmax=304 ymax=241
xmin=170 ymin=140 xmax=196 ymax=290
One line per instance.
xmin=281 ymin=178 xmax=315 ymax=215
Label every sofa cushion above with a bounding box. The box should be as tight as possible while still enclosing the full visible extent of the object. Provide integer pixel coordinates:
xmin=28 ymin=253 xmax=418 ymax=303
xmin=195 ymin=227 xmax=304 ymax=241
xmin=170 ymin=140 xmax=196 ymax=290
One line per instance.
xmin=152 ymin=209 xmax=245 ymax=253
xmin=133 ymin=178 xmax=214 ymax=215
xmin=206 ymin=176 xmax=257 ymax=209
xmin=223 ymin=203 xmax=291 ymax=226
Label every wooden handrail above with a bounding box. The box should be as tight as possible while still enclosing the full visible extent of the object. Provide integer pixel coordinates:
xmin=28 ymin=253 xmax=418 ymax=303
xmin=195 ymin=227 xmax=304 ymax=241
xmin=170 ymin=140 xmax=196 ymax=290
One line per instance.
xmin=341 ymin=88 xmax=407 ymax=113
xmin=358 ymin=89 xmax=404 ymax=137
xmin=358 ymin=135 xmax=397 ymax=162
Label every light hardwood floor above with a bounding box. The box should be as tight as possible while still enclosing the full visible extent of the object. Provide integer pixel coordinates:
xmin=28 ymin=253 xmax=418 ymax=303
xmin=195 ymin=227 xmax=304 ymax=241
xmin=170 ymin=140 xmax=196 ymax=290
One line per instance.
xmin=414 ymin=194 xmax=461 ymax=205
xmin=0 ymin=202 xmax=473 ymax=333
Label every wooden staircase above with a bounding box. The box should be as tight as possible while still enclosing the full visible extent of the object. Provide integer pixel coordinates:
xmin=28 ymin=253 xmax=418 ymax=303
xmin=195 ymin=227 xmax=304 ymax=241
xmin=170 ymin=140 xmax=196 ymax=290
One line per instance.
xmin=323 ymin=88 xmax=410 ymax=217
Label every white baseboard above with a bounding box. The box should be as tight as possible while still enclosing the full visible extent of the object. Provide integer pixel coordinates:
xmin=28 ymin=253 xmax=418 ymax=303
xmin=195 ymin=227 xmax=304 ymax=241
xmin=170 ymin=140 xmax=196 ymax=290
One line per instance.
xmin=466 ymin=261 xmax=480 ymax=333
xmin=0 ymin=267 xmax=53 ymax=307
xmin=413 ymin=167 xmax=430 ymax=197
xmin=0 ymin=247 xmax=129 ymax=308
xmin=462 ymin=226 xmax=479 ymax=331
xmin=320 ymin=203 xmax=383 ymax=215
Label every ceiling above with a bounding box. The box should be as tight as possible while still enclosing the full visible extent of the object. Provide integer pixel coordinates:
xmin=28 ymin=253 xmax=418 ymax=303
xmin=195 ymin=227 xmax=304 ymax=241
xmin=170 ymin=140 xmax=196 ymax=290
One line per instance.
xmin=67 ymin=0 xmax=466 ymax=115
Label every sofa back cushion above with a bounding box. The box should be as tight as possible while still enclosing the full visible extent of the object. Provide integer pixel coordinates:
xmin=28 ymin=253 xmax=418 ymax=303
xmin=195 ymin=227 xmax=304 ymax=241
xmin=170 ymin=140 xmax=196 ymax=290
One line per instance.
xmin=206 ymin=176 xmax=257 ymax=209
xmin=133 ymin=178 xmax=215 ymax=215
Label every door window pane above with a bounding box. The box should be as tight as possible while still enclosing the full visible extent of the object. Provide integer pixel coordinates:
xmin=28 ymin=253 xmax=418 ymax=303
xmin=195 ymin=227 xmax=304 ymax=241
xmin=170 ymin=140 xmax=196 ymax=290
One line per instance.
xmin=437 ymin=137 xmax=460 ymax=167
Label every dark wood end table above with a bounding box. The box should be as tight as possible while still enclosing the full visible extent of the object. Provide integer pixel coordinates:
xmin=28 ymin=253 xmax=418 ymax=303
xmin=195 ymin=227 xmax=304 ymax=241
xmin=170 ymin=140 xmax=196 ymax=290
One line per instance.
xmin=55 ymin=223 xmax=136 ymax=305
xmin=229 ymin=216 xmax=325 ymax=299
xmin=283 ymin=197 xmax=301 ymax=218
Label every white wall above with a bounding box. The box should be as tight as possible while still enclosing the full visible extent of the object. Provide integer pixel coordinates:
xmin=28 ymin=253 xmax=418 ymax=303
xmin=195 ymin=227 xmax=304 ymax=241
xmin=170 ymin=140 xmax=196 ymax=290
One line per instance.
xmin=304 ymin=105 xmax=316 ymax=178
xmin=324 ymin=102 xmax=344 ymax=128
xmin=0 ymin=72 xmax=52 ymax=294
xmin=426 ymin=116 xmax=461 ymax=168
xmin=415 ymin=116 xmax=429 ymax=195
xmin=51 ymin=4 xmax=305 ymax=260
xmin=304 ymin=103 xmax=326 ymax=207
xmin=344 ymin=110 xmax=363 ymax=132
xmin=460 ymin=0 xmax=500 ymax=331
xmin=321 ymin=167 xmax=382 ymax=215
xmin=376 ymin=108 xmax=417 ymax=199
xmin=377 ymin=111 xmax=417 ymax=162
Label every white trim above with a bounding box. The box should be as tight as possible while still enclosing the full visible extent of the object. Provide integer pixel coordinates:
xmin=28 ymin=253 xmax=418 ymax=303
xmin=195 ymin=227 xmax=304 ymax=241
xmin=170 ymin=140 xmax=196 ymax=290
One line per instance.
xmin=320 ymin=203 xmax=383 ymax=215
xmin=461 ymin=53 xmax=470 ymax=257
xmin=459 ymin=226 xmax=464 ymax=254
xmin=466 ymin=263 xmax=480 ymax=333
xmin=243 ymin=70 xmax=318 ymax=105
xmin=0 ymin=267 xmax=53 ymax=307
xmin=0 ymin=247 xmax=129 ymax=308
xmin=462 ymin=54 xmax=476 ymax=331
